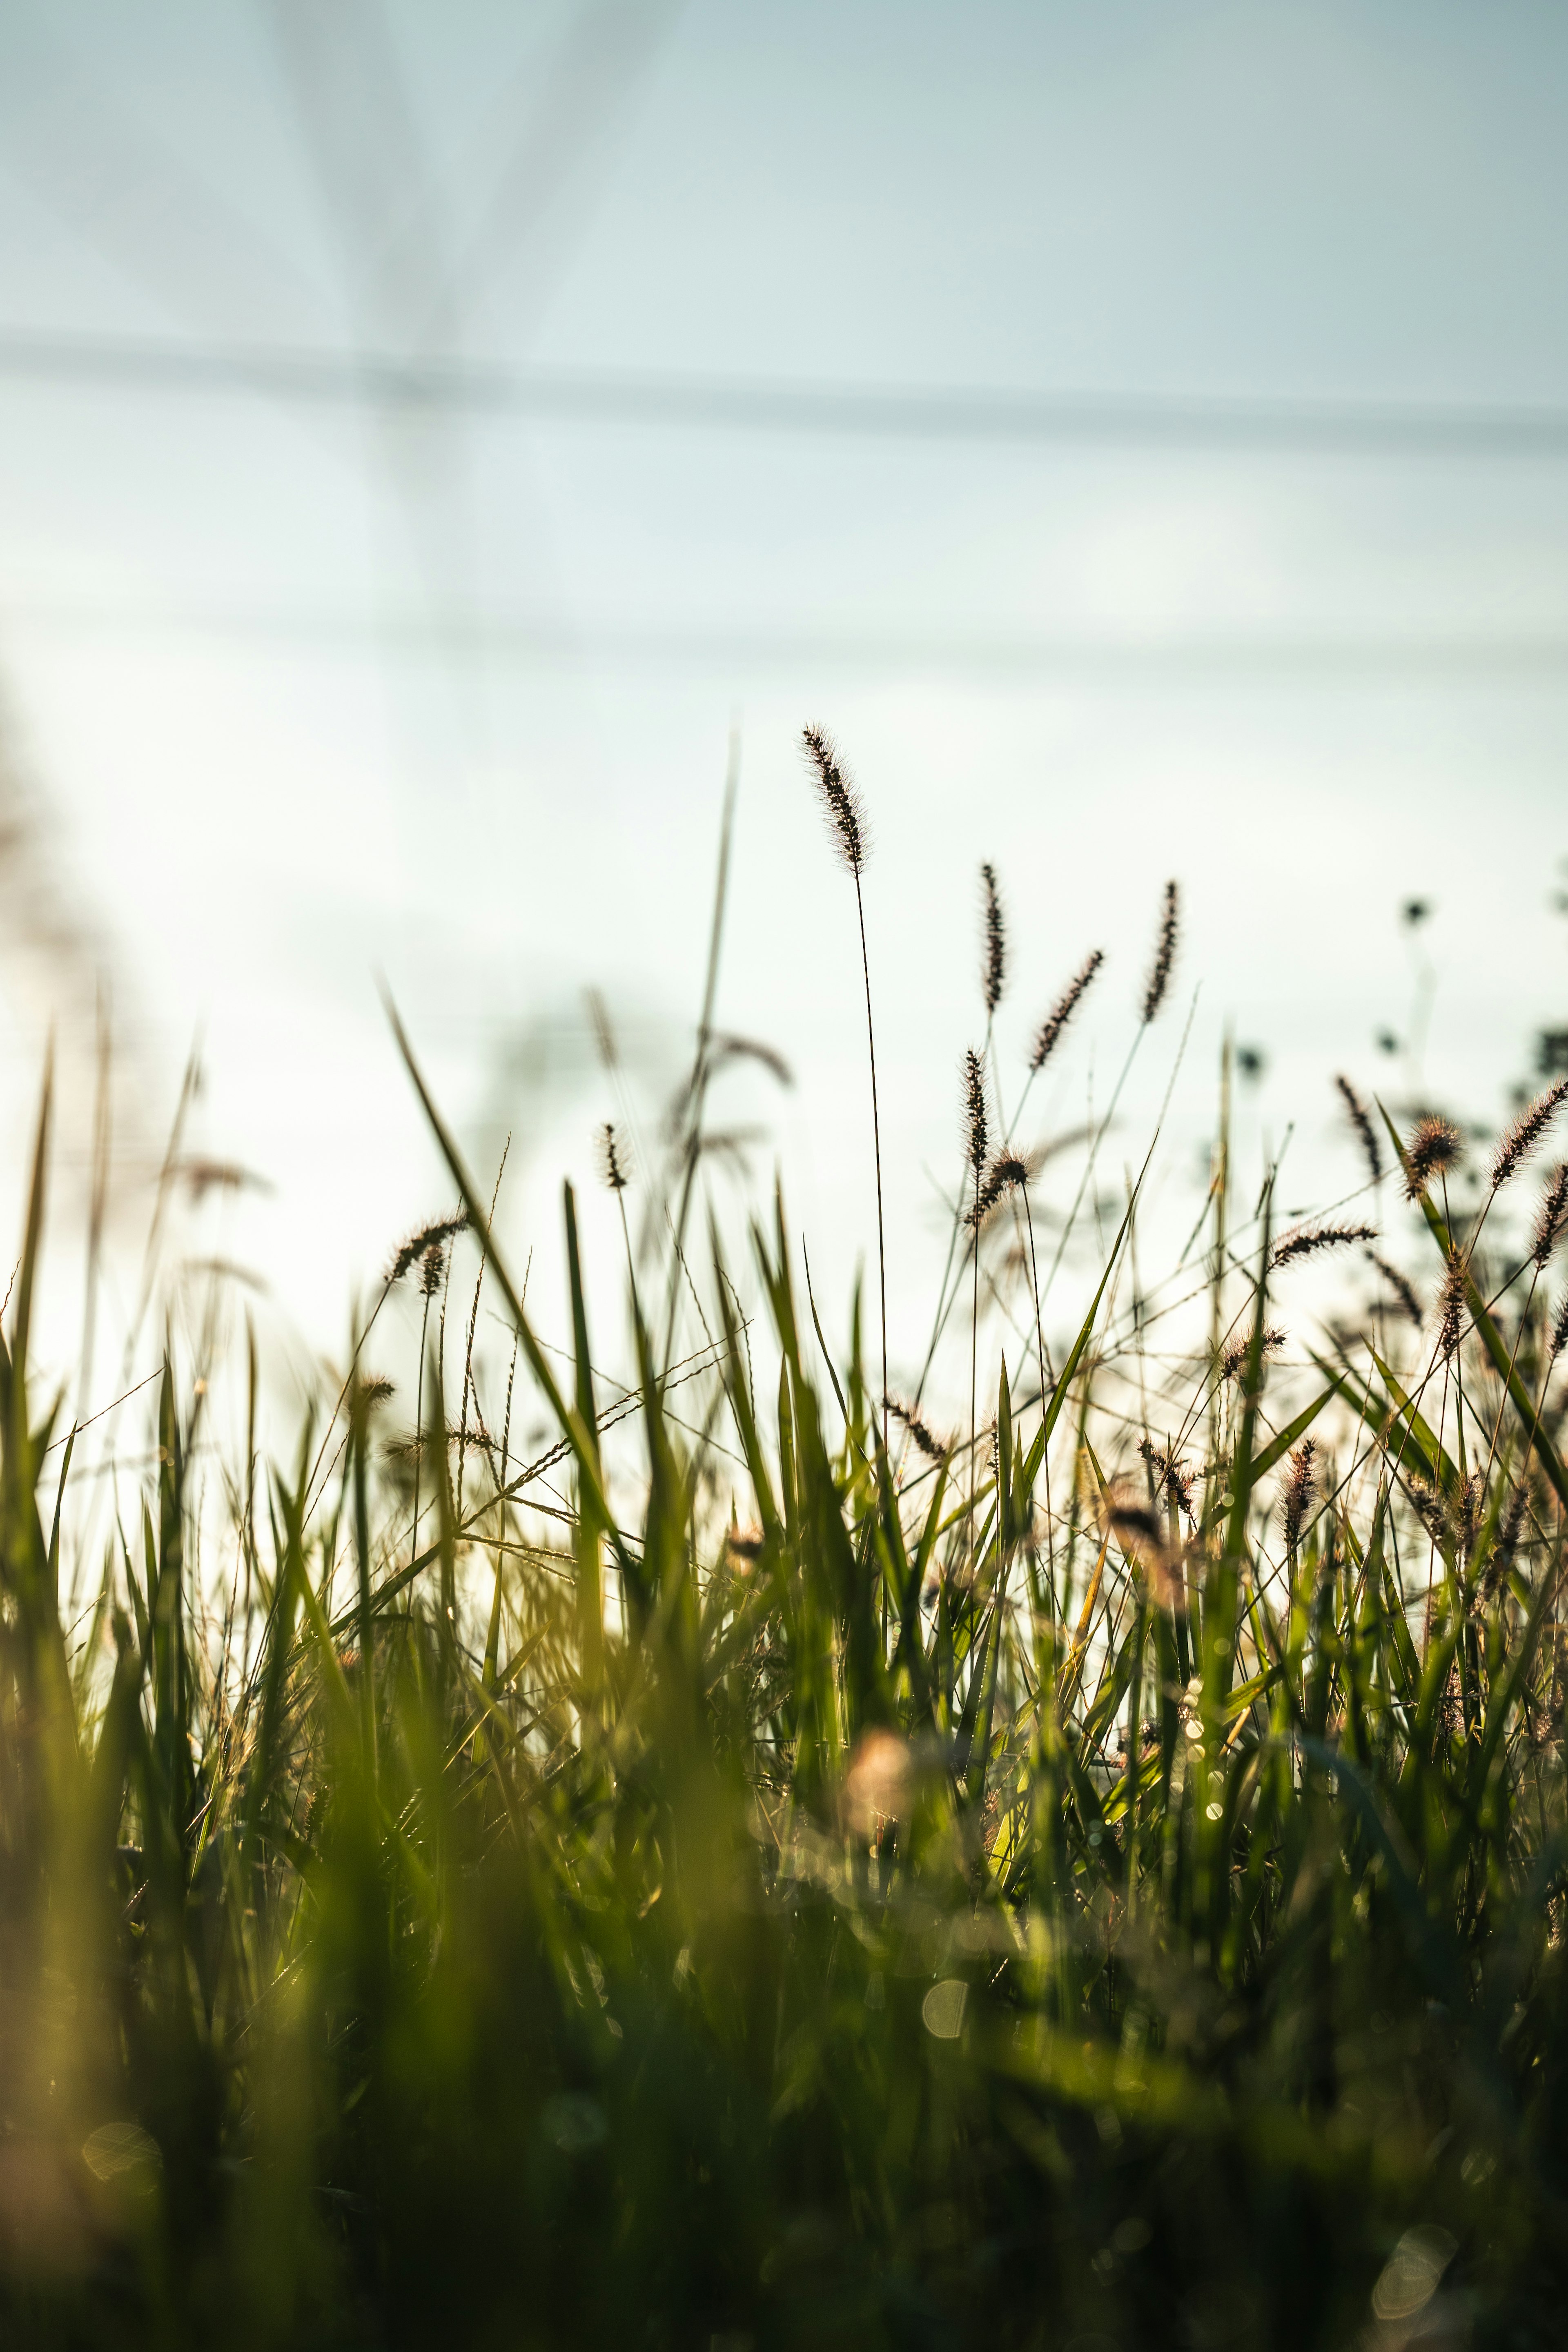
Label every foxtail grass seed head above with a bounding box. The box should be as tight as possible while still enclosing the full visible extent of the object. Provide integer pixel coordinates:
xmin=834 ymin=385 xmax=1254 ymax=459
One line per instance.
xmin=599 ymin=1122 xmax=630 ymax=1192
xmin=1437 ymin=1247 xmax=1467 ymax=1361
xmin=1404 ymin=1114 xmax=1463 ymax=1200
xmin=963 ymin=1049 xmax=988 ymax=1178
xmin=1141 ymin=880 xmax=1179 ymax=1025
xmin=1457 ymin=1470 xmax=1483 ymax=1562
xmin=1533 ymin=1163 xmax=1568 ymax=1269
xmin=419 ymin=1243 xmax=446 ymax=1299
xmin=1030 ymin=949 xmax=1104 ymax=1073
xmin=1484 ymin=1480 xmax=1529 ymax=1599
xmin=389 ymin=1212 xmax=467 ymax=1284
xmin=1271 ymin=1222 xmax=1376 ymax=1271
xmin=1335 ymin=1074 xmax=1383 ymax=1185
xmin=1494 ymin=1078 xmax=1568 ymax=1192
xmin=1220 ymin=1325 xmax=1285 ymax=1383
xmin=967 ymin=1152 xmax=1029 ymax=1229
xmin=1282 ymin=1437 xmax=1318 ymax=1551
xmin=1407 ymin=1474 xmax=1447 ymax=1545
xmin=979 ymin=862 xmax=1006 ymax=1015
xmin=1550 ymin=1293 xmax=1568 ymax=1362
xmin=886 ymin=1395 xmax=948 ymax=1459
xmin=1368 ymin=1252 xmax=1424 ymax=1328
xmin=801 ymin=724 xmax=867 ymax=877
xmin=1138 ymin=1437 xmax=1196 ymax=1526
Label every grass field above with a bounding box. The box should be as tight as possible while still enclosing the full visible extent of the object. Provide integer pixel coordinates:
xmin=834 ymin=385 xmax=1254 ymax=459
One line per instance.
xmin=2 ymin=735 xmax=1568 ymax=2349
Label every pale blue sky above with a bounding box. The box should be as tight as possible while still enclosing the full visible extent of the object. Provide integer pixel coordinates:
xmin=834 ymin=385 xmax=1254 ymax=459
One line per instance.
xmin=0 ymin=0 xmax=1565 ymax=1389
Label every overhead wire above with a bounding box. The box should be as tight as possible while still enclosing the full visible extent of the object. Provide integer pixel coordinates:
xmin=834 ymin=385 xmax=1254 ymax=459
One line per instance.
xmin=5 ymin=326 xmax=1568 ymax=455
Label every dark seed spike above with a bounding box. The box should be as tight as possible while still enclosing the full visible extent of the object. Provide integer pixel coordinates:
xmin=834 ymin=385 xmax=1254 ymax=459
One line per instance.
xmin=1533 ymin=1163 xmax=1568 ymax=1269
xmin=1220 ymin=1326 xmax=1285 ymax=1382
xmin=966 ymin=1152 xmax=1029 ymax=1231
xmin=1483 ymin=1480 xmax=1529 ymax=1599
xmin=1494 ymin=1078 xmax=1568 ymax=1192
xmin=1138 ymin=1435 xmax=1197 ymax=1526
xmin=389 ymin=1211 xmax=468 ymax=1285
xmin=599 ymin=1122 xmax=630 ymax=1193
xmin=1030 ymin=949 xmax=1104 ymax=1073
xmin=1335 ymin=1074 xmax=1383 ymax=1185
xmin=1270 ymin=1222 xmax=1376 ymax=1270
xmin=1404 ymin=1114 xmax=1463 ymax=1201
xmin=979 ymin=862 xmax=1006 ymax=1016
xmin=1368 ymin=1252 xmax=1423 ymax=1328
xmin=801 ymin=724 xmax=869 ymax=877
xmin=1549 ymin=1293 xmax=1568 ymax=1361
xmin=1282 ymin=1437 xmax=1318 ymax=1550
xmin=885 ymin=1395 xmax=948 ymax=1460
xmin=963 ymin=1049 xmax=988 ymax=1179
xmin=1141 ymin=881 xmax=1179 ymax=1025
xmin=1437 ymin=1247 xmax=1467 ymax=1361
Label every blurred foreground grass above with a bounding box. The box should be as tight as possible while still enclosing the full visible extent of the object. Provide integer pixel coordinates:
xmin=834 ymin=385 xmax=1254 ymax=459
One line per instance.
xmin=3 ymin=800 xmax=1568 ymax=2351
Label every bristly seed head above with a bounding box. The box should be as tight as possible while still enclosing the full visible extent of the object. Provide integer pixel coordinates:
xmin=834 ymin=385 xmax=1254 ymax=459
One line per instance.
xmin=967 ymin=1153 xmax=1029 ymax=1230
xmin=1138 ymin=1435 xmax=1197 ymax=1526
xmin=1270 ymin=1222 xmax=1376 ymax=1270
xmin=1483 ymin=1480 xmax=1529 ymax=1600
xmin=1406 ymin=1474 xmax=1447 ymax=1545
xmin=963 ymin=1049 xmax=988 ymax=1179
xmin=1220 ymin=1325 xmax=1285 ymax=1383
xmin=1031 ymin=949 xmax=1104 ymax=1073
xmin=885 ymin=1394 xmax=948 ymax=1460
xmin=1404 ymin=1114 xmax=1463 ymax=1200
xmin=389 ymin=1211 xmax=468 ymax=1285
xmin=1368 ymin=1252 xmax=1423 ymax=1328
xmin=1550 ymin=1293 xmax=1568 ymax=1362
xmin=599 ymin=1122 xmax=630 ymax=1192
xmin=1436 ymin=1247 xmax=1467 ymax=1361
xmin=801 ymin=724 xmax=868 ymax=878
xmin=979 ymin=862 xmax=1006 ymax=1016
xmin=419 ymin=1243 xmax=446 ymax=1298
xmin=1141 ymin=881 xmax=1179 ymax=1025
xmin=1534 ymin=1163 xmax=1568 ymax=1270
xmin=1493 ymin=1078 xmax=1568 ymax=1192
xmin=1282 ymin=1437 xmax=1318 ymax=1552
xmin=1335 ymin=1074 xmax=1383 ymax=1186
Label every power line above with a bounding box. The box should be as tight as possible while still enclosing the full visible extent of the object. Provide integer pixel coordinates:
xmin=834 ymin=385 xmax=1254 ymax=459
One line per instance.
xmin=9 ymin=596 xmax=1568 ymax=681
xmin=4 ymin=327 xmax=1568 ymax=455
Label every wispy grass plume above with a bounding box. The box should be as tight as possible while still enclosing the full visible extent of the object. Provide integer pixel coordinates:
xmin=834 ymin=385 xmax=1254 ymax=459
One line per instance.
xmin=885 ymin=1393 xmax=949 ymax=1459
xmin=1141 ymin=879 xmax=1179 ymax=1023
xmin=1403 ymin=1113 xmax=1463 ymax=1200
xmin=1369 ymin=1251 xmax=1424 ymax=1327
xmin=1533 ymin=1163 xmax=1568 ymax=1270
xmin=1281 ymin=1435 xmax=1318 ymax=1550
xmin=1335 ymin=1073 xmax=1383 ymax=1185
xmin=1271 ymin=1221 xmax=1376 ymax=1270
xmin=1030 ymin=948 xmax=1104 ymax=1074
xmin=1493 ymin=1076 xmax=1568 ymax=1191
xmin=1437 ymin=1245 xmax=1468 ymax=1359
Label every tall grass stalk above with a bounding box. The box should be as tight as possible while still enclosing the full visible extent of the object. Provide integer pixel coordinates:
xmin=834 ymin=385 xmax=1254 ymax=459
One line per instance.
xmin=802 ymin=725 xmax=887 ymax=1452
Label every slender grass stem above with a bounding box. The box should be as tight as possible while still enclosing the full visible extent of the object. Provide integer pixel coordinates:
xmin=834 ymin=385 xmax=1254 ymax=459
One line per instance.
xmin=854 ymin=873 xmax=889 ymax=1455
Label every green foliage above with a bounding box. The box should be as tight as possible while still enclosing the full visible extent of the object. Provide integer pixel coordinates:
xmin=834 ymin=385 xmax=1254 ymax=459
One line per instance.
xmin=2 ymin=997 xmax=1568 ymax=2351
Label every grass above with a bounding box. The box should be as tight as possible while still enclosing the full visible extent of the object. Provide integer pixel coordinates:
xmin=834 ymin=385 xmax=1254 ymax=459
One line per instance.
xmin=2 ymin=783 xmax=1568 ymax=2350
